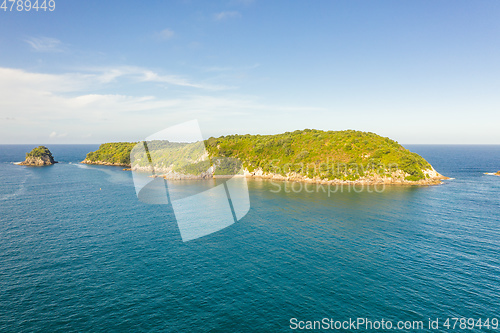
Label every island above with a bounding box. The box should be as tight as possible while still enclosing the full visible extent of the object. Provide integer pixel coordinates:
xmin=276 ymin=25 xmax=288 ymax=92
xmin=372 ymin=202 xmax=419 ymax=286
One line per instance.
xmin=82 ymin=129 xmax=449 ymax=185
xmin=19 ymin=146 xmax=57 ymax=166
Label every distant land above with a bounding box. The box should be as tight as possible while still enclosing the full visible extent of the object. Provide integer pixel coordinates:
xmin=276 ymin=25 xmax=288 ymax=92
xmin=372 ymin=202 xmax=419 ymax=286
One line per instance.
xmin=82 ymin=129 xmax=448 ymax=185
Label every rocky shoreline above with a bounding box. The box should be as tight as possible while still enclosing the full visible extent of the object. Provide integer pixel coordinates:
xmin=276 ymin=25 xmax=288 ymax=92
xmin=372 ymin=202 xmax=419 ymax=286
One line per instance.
xmin=241 ymin=168 xmax=449 ymax=186
xmin=146 ymin=167 xmax=448 ymax=185
xmin=20 ymin=156 xmax=58 ymax=166
xmin=80 ymin=160 xmax=131 ymax=167
xmin=81 ymin=160 xmax=449 ymax=185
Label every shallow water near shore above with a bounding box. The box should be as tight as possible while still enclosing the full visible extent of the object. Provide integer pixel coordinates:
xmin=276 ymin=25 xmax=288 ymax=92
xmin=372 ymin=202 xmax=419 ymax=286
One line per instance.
xmin=0 ymin=144 xmax=499 ymax=332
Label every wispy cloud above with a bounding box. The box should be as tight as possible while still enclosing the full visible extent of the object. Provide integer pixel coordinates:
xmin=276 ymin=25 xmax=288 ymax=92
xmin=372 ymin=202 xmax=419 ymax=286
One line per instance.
xmin=0 ymin=66 xmax=325 ymax=143
xmin=49 ymin=131 xmax=67 ymax=139
xmin=157 ymin=28 xmax=175 ymax=40
xmin=0 ymin=67 xmax=323 ymax=116
xmin=139 ymin=69 xmax=233 ymax=90
xmin=25 ymin=37 xmax=63 ymax=52
xmin=79 ymin=66 xmax=234 ymax=90
xmin=0 ymin=65 xmax=234 ymax=96
xmin=214 ymin=11 xmax=241 ymax=21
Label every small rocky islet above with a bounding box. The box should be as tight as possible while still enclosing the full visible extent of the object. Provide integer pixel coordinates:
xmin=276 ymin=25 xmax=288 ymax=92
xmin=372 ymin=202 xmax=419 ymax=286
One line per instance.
xmin=19 ymin=146 xmax=57 ymax=166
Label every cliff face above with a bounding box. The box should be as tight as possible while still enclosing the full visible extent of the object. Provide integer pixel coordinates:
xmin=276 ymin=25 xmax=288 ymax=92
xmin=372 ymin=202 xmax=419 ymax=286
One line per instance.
xmin=20 ymin=155 xmax=56 ymax=166
xmin=20 ymin=146 xmax=57 ymax=166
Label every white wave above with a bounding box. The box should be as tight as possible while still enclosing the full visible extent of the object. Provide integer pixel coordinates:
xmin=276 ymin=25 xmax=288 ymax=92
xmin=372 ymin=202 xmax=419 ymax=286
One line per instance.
xmin=70 ymin=162 xmax=130 ymax=184
xmin=74 ymin=164 xmax=90 ymax=169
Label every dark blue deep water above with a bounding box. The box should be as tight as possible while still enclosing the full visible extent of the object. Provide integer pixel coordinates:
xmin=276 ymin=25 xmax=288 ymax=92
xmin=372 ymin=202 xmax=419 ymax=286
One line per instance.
xmin=0 ymin=145 xmax=499 ymax=332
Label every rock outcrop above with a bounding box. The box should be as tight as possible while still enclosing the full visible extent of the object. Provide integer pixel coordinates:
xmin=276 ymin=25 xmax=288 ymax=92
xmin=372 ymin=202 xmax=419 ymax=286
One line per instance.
xmin=19 ymin=146 xmax=57 ymax=166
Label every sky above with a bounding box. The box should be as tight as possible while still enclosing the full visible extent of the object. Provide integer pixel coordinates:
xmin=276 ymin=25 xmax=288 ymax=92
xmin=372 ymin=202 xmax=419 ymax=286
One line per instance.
xmin=1 ymin=0 xmax=499 ymax=144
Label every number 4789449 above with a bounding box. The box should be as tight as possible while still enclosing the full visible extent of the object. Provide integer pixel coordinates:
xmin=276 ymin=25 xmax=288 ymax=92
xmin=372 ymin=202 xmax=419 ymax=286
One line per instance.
xmin=1 ymin=0 xmax=55 ymax=11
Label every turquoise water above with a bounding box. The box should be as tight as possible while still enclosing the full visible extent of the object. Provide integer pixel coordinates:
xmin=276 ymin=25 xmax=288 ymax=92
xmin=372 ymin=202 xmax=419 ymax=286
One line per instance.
xmin=0 ymin=145 xmax=499 ymax=332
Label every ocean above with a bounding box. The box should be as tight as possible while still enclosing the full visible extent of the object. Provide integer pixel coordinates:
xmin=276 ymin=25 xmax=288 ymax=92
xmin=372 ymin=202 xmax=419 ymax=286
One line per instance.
xmin=0 ymin=144 xmax=499 ymax=332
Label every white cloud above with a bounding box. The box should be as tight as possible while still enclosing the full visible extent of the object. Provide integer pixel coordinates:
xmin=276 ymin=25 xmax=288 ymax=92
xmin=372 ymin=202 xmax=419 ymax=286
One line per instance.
xmin=157 ymin=28 xmax=175 ymax=40
xmin=0 ymin=66 xmax=325 ymax=143
xmin=49 ymin=132 xmax=67 ymax=138
xmin=74 ymin=66 xmax=233 ymax=90
xmin=214 ymin=11 xmax=241 ymax=20
xmin=139 ymin=69 xmax=233 ymax=90
xmin=25 ymin=37 xmax=63 ymax=52
xmin=94 ymin=68 xmax=125 ymax=83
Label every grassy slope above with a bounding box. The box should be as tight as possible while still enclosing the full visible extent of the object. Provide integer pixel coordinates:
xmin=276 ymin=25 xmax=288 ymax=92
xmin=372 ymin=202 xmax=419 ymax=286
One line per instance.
xmin=83 ymin=130 xmax=434 ymax=181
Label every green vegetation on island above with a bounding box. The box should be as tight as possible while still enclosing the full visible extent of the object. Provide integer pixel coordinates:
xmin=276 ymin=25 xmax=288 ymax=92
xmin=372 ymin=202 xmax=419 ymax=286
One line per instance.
xmin=205 ymin=129 xmax=433 ymax=181
xmin=20 ymin=146 xmax=57 ymax=166
xmin=82 ymin=129 xmax=445 ymax=183
xmin=130 ymin=140 xmax=211 ymax=175
xmin=83 ymin=142 xmax=137 ymax=166
xmin=25 ymin=146 xmax=53 ymax=158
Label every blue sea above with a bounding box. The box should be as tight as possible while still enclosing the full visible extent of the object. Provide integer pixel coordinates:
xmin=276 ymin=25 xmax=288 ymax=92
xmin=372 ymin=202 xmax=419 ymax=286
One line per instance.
xmin=0 ymin=145 xmax=499 ymax=332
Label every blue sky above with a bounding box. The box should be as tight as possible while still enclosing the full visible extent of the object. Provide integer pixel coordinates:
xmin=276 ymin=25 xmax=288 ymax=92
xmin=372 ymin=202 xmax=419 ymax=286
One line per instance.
xmin=1 ymin=0 xmax=499 ymax=144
